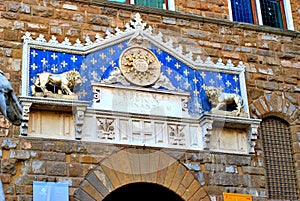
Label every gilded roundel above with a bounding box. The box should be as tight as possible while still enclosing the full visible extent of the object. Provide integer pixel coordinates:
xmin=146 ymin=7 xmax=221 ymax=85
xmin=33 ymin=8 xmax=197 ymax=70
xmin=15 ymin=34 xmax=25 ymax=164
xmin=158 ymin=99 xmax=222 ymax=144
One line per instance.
xmin=119 ymin=47 xmax=161 ymax=86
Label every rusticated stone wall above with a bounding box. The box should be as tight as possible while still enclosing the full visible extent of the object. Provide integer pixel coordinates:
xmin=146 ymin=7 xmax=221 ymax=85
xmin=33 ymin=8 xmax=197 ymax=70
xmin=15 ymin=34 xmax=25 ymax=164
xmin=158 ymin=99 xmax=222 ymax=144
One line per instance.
xmin=0 ymin=0 xmax=299 ymax=200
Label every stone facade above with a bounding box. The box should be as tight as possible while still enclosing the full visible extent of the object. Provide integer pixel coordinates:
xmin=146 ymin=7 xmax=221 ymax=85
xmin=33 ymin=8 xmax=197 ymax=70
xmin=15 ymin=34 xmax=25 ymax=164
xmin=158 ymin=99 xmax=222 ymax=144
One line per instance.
xmin=0 ymin=0 xmax=299 ymax=201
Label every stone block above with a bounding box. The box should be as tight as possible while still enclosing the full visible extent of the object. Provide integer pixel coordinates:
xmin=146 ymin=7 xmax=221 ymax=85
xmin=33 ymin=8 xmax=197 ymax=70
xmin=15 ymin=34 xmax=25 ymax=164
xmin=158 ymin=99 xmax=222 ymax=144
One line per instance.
xmin=80 ymin=155 xmax=103 ymax=164
xmin=1 ymin=159 xmax=17 ymax=174
xmin=1 ymin=12 xmax=19 ymax=20
xmin=0 ymin=19 xmax=12 ymax=28
xmin=30 ymin=160 xmax=46 ymax=174
xmin=32 ymin=6 xmax=54 ymax=17
xmin=212 ymin=173 xmax=239 ymax=186
xmin=36 ymin=152 xmax=65 ymax=161
xmin=46 ymin=162 xmax=67 ymax=176
xmin=205 ymin=163 xmax=224 ymax=172
xmin=9 ymin=150 xmax=30 ymax=160
xmin=162 ymin=17 xmax=176 ymax=25
xmin=27 ymin=23 xmax=48 ymax=32
xmin=6 ymin=1 xmax=20 ymax=12
xmin=1 ymin=139 xmax=18 ymax=149
xmin=0 ymin=173 xmax=11 ymax=184
xmin=3 ymin=29 xmax=19 ymax=41
xmin=100 ymin=7 xmax=117 ymax=16
xmin=88 ymin=14 xmax=111 ymax=26
xmin=68 ymin=163 xmax=84 ymax=177
xmin=62 ymin=4 xmax=78 ymax=10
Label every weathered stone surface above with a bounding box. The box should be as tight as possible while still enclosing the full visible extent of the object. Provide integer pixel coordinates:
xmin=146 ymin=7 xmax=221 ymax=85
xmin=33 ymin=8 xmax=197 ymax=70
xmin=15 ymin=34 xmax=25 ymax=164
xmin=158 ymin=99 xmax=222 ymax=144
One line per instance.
xmin=88 ymin=14 xmax=111 ymax=26
xmin=1 ymin=139 xmax=18 ymax=149
xmin=1 ymin=159 xmax=17 ymax=174
xmin=9 ymin=150 xmax=30 ymax=159
xmin=68 ymin=163 xmax=84 ymax=177
xmin=46 ymin=162 xmax=67 ymax=176
xmin=30 ymin=160 xmax=47 ymax=174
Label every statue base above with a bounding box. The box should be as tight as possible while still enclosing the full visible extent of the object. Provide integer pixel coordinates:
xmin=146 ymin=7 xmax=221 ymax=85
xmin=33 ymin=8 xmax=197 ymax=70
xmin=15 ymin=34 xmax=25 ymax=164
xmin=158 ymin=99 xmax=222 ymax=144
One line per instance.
xmin=33 ymin=92 xmax=78 ymax=100
xmin=209 ymin=109 xmax=248 ymax=118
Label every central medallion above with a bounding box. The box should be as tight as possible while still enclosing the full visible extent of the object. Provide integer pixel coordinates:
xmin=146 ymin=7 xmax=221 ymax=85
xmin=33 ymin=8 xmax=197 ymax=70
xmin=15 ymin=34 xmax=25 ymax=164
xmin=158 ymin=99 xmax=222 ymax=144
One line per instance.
xmin=119 ymin=47 xmax=161 ymax=86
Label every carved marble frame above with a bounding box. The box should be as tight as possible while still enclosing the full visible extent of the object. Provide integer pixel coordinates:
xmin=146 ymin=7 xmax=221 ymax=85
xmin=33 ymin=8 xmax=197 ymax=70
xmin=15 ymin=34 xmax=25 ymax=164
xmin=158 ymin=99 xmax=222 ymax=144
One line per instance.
xmin=20 ymin=13 xmax=260 ymax=154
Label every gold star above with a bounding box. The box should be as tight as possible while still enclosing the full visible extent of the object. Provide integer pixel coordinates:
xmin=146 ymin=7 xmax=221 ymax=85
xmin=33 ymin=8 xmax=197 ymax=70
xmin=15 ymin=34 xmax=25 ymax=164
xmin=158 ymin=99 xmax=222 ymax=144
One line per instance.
xmin=81 ymin=76 xmax=87 ymax=83
xmin=233 ymin=75 xmax=239 ymax=82
xmin=110 ymin=60 xmax=116 ymax=67
xmin=156 ymin=49 xmax=162 ymax=54
xmin=175 ymin=62 xmax=181 ymax=69
xmin=193 ymin=89 xmax=199 ymax=96
xmin=100 ymin=66 xmax=106 ymax=72
xmin=91 ymin=71 xmax=98 ymax=79
xmin=193 ymin=77 xmax=198 ymax=84
xmin=183 ymin=69 xmax=190 ymax=76
xmin=175 ymin=74 xmax=181 ymax=81
xmin=217 ymin=73 xmax=222 ymax=80
xmin=100 ymin=53 xmax=106 ymax=59
xmin=31 ymin=63 xmax=38 ymax=70
xmin=200 ymin=72 xmax=206 ymax=78
xmin=118 ymin=44 xmax=124 ymax=50
xmin=91 ymin=58 xmax=97 ymax=65
xmin=166 ymin=56 xmax=172 ymax=62
xmin=195 ymin=101 xmax=201 ymax=109
xmin=166 ymin=68 xmax=172 ymax=75
xmin=209 ymin=79 xmax=215 ymax=85
xmin=226 ymin=80 xmax=231 ymax=87
xmin=71 ymin=55 xmax=78 ymax=62
xmin=81 ymin=63 xmax=87 ymax=70
xmin=234 ymin=87 xmax=240 ymax=93
xmin=109 ymin=48 xmax=115 ymax=55
xmin=184 ymin=81 xmax=190 ymax=89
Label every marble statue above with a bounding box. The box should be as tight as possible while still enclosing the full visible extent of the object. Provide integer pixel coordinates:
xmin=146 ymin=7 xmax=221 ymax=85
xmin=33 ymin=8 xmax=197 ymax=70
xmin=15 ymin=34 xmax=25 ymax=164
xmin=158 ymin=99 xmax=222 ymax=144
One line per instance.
xmin=0 ymin=70 xmax=22 ymax=125
xmin=205 ymin=86 xmax=244 ymax=116
xmin=31 ymin=70 xmax=82 ymax=96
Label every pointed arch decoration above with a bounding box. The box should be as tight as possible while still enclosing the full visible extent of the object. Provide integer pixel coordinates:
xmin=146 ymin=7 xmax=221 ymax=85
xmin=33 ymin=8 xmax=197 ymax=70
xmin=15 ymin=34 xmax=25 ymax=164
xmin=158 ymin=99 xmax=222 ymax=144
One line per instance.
xmin=74 ymin=148 xmax=210 ymax=201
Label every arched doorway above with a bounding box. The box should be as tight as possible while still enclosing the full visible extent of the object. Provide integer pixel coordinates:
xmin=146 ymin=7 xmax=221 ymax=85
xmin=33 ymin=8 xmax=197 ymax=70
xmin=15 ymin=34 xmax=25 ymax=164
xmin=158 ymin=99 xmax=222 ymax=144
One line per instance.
xmin=103 ymin=182 xmax=184 ymax=201
xmin=74 ymin=148 xmax=210 ymax=201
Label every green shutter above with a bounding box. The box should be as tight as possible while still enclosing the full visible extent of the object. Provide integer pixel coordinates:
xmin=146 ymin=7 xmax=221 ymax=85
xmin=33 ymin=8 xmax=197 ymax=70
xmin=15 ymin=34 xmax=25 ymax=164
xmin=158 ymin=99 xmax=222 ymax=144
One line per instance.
xmin=135 ymin=0 xmax=164 ymax=9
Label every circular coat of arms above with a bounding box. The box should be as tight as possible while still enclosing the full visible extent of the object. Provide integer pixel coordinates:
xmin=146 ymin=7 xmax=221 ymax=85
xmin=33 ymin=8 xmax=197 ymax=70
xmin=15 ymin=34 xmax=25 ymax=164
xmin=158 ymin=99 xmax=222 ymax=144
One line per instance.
xmin=119 ymin=47 xmax=161 ymax=86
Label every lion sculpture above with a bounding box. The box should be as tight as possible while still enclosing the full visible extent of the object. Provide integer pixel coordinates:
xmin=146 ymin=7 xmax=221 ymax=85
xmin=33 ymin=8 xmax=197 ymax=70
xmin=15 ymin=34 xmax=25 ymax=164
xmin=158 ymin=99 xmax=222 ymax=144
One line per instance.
xmin=205 ymin=86 xmax=244 ymax=116
xmin=31 ymin=70 xmax=82 ymax=96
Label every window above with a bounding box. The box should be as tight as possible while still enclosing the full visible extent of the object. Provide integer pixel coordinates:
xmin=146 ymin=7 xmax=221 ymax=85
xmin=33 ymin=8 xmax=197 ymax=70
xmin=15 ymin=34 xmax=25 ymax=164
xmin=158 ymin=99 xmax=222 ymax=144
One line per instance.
xmin=229 ymin=0 xmax=294 ymax=30
xmin=109 ymin=0 xmax=175 ymax=10
xmin=259 ymin=117 xmax=298 ymax=200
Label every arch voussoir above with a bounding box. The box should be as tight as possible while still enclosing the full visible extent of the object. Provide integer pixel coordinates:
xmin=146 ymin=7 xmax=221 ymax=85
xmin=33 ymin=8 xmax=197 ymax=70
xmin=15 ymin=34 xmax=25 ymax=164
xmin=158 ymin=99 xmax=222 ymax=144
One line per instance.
xmin=75 ymin=148 xmax=210 ymax=201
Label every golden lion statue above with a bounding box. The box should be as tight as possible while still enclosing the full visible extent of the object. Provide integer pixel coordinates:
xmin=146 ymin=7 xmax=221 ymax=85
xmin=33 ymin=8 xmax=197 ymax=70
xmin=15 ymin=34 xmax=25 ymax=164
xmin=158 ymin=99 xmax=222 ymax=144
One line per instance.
xmin=205 ymin=86 xmax=244 ymax=116
xmin=31 ymin=70 xmax=82 ymax=96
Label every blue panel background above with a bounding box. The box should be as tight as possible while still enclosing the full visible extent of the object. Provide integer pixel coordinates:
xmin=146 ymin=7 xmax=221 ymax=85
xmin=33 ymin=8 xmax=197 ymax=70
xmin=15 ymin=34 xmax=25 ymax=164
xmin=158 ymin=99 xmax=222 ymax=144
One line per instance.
xmin=29 ymin=41 xmax=241 ymax=116
xmin=33 ymin=181 xmax=68 ymax=201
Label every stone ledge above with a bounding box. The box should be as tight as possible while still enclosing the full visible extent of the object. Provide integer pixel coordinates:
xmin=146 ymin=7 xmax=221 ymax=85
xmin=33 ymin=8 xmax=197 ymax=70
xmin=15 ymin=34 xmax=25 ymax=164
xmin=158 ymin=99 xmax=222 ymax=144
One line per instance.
xmin=73 ymin=0 xmax=300 ymax=37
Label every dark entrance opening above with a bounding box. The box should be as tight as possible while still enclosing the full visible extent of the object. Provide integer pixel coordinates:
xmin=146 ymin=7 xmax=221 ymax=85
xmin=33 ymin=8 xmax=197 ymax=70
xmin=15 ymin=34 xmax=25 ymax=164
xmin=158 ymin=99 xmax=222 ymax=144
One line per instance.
xmin=103 ymin=182 xmax=184 ymax=201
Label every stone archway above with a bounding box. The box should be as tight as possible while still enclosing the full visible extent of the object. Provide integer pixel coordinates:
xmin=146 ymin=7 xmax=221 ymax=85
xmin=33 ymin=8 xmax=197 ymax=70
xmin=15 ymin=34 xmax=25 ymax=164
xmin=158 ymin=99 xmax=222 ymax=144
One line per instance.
xmin=74 ymin=148 xmax=210 ymax=201
xmin=249 ymin=92 xmax=299 ymax=124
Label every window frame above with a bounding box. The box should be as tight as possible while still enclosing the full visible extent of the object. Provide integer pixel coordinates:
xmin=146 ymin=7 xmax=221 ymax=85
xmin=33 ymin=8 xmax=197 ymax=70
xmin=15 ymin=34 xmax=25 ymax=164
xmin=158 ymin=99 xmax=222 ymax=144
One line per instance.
xmin=110 ymin=0 xmax=175 ymax=11
xmin=228 ymin=0 xmax=294 ymax=30
xmin=259 ymin=117 xmax=298 ymax=200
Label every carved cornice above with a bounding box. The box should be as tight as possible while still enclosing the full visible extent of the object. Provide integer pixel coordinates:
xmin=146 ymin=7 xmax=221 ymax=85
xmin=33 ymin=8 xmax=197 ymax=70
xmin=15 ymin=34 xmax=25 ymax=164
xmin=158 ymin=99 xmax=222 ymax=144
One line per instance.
xmin=22 ymin=13 xmax=245 ymax=74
